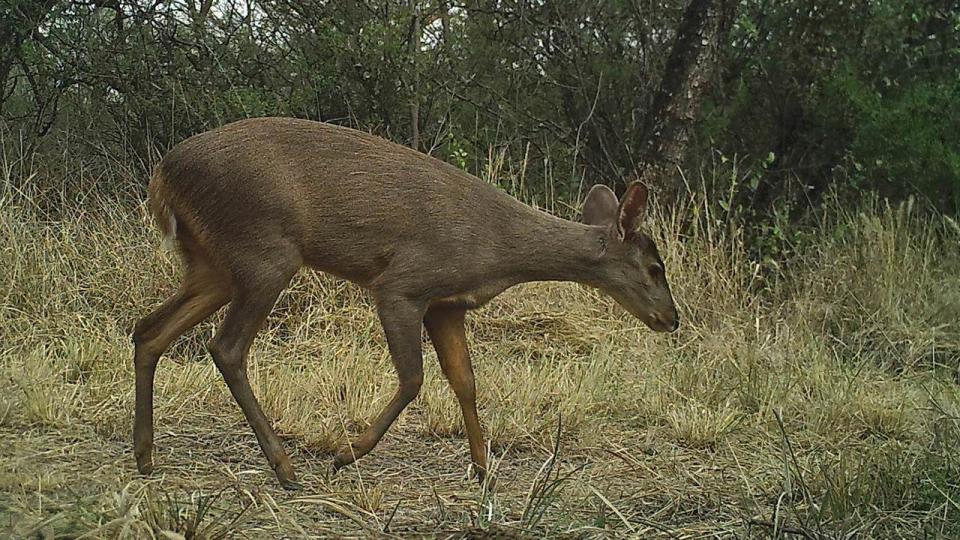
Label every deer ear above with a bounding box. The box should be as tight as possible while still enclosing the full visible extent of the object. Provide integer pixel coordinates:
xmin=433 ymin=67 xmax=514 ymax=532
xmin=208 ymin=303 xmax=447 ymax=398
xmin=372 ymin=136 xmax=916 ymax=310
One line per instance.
xmin=617 ymin=181 xmax=648 ymax=240
xmin=582 ymin=184 xmax=619 ymax=227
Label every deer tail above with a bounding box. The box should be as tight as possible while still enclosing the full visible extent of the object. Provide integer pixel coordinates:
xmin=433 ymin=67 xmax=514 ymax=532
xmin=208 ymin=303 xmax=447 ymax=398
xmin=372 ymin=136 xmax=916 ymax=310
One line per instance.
xmin=148 ymin=167 xmax=178 ymax=252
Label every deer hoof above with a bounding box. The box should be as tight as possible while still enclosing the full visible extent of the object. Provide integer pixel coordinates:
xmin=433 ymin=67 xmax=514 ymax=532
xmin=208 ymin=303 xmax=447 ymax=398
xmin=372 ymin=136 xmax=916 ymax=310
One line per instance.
xmin=476 ymin=470 xmax=497 ymax=491
xmin=278 ymin=478 xmax=303 ymax=491
xmin=331 ymin=449 xmax=355 ymax=470
xmin=275 ymin=463 xmax=300 ymax=490
xmin=135 ymin=457 xmax=154 ymax=476
xmin=276 ymin=470 xmax=302 ymax=490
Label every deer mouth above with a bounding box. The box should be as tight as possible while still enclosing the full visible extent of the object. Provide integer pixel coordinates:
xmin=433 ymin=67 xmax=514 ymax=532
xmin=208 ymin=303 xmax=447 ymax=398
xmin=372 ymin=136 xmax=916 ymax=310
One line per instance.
xmin=608 ymin=292 xmax=679 ymax=332
xmin=646 ymin=311 xmax=680 ymax=333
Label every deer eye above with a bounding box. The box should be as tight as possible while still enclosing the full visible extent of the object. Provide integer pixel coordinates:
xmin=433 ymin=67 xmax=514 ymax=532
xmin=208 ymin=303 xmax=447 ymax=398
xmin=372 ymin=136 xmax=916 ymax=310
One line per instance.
xmin=648 ymin=264 xmax=663 ymax=279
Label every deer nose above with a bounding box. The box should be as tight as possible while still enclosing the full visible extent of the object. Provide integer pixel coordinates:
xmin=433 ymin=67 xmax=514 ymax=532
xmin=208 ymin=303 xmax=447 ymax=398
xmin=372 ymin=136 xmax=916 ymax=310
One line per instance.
xmin=670 ymin=314 xmax=680 ymax=332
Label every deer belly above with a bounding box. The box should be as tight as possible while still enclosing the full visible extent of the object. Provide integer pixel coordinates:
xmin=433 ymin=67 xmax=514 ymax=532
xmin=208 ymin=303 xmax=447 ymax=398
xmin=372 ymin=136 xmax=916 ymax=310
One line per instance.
xmin=432 ymin=293 xmax=485 ymax=310
xmin=432 ymin=281 xmax=511 ymax=310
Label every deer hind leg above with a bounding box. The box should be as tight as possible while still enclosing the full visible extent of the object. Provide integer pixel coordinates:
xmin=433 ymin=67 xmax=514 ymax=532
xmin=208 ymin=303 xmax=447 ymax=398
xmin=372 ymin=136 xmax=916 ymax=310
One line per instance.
xmin=423 ymin=307 xmax=489 ymax=484
xmin=333 ymin=296 xmax=425 ymax=470
xmin=206 ymin=257 xmax=300 ymax=489
xmin=133 ymin=262 xmax=231 ymax=475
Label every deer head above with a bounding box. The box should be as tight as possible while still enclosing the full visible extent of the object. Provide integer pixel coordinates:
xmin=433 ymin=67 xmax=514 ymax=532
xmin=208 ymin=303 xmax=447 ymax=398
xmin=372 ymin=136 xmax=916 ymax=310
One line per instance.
xmin=582 ymin=182 xmax=679 ymax=332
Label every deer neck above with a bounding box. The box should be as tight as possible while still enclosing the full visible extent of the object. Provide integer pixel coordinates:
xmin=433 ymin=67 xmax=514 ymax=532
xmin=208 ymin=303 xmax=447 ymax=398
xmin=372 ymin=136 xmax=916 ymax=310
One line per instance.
xmin=498 ymin=209 xmax=607 ymax=287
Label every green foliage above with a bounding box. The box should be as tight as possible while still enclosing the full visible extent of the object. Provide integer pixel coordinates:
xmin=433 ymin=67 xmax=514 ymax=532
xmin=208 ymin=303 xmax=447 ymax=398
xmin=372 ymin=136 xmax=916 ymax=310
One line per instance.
xmin=851 ymin=80 xmax=960 ymax=207
xmin=705 ymin=0 xmax=960 ymax=219
xmin=1 ymin=0 xmax=957 ymax=254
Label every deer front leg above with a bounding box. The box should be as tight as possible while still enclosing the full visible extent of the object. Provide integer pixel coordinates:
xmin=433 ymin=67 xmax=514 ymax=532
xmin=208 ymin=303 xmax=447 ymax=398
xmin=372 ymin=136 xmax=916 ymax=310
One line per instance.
xmin=424 ymin=307 xmax=490 ymax=485
xmin=333 ymin=296 xmax=425 ymax=470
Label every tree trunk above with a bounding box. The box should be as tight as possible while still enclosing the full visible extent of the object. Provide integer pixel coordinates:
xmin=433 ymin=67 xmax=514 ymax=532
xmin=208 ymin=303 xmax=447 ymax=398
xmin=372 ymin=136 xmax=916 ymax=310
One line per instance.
xmin=408 ymin=0 xmax=420 ymax=151
xmin=635 ymin=0 xmax=736 ymax=197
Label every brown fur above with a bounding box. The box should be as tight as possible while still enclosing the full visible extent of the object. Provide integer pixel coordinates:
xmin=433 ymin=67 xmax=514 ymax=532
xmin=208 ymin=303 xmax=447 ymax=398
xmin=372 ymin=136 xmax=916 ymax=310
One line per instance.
xmin=134 ymin=117 xmax=679 ymax=489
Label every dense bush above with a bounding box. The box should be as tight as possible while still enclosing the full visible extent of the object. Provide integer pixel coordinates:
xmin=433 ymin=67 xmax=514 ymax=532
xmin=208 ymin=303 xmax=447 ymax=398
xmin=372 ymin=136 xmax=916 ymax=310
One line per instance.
xmin=1 ymin=0 xmax=957 ymax=246
xmin=700 ymin=1 xmax=960 ymax=214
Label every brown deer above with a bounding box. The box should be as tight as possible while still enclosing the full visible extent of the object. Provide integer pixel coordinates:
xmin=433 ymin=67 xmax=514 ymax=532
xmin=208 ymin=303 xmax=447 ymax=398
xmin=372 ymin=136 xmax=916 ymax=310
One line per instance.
xmin=133 ymin=117 xmax=679 ymax=490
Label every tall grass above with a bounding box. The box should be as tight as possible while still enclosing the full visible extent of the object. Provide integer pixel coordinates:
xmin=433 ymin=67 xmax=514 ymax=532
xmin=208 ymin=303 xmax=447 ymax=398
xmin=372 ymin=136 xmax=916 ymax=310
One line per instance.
xmin=1 ymin=142 xmax=958 ymax=538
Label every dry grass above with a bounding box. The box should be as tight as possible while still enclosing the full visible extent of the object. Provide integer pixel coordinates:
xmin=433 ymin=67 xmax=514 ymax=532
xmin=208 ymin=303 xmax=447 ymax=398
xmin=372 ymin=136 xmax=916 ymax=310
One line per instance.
xmin=1 ymin=149 xmax=959 ymax=538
